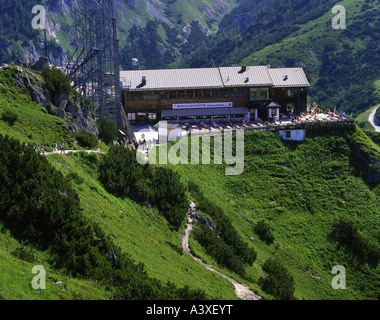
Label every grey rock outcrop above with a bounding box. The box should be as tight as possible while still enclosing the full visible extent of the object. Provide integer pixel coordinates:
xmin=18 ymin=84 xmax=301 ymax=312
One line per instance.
xmin=8 ymin=65 xmax=98 ymax=137
xmin=191 ymin=212 xmax=219 ymax=233
xmin=53 ymin=91 xmax=99 ymax=136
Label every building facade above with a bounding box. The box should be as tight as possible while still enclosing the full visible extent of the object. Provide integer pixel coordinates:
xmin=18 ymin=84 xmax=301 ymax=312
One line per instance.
xmin=120 ymin=65 xmax=309 ymax=123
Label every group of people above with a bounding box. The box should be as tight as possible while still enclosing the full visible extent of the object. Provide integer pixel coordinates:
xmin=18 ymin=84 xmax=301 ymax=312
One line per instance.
xmin=124 ymin=138 xmax=148 ymax=151
xmin=34 ymin=142 xmax=66 ymax=154
xmin=52 ymin=142 xmax=66 ymax=153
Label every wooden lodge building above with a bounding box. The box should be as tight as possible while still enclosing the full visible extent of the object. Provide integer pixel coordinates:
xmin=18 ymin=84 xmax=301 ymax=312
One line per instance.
xmin=120 ymin=65 xmax=310 ymax=123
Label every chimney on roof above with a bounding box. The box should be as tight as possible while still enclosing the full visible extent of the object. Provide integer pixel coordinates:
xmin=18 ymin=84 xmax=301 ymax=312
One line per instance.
xmin=240 ymin=65 xmax=247 ymax=73
xmin=283 ymin=75 xmax=288 ymax=81
xmin=142 ymin=76 xmax=147 ymax=86
xmin=244 ymin=77 xmax=249 ymax=83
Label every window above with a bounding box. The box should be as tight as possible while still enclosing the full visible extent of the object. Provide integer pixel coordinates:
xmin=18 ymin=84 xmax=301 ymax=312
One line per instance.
xmin=260 ymin=88 xmax=269 ymax=100
xmin=169 ymin=91 xmax=177 ymax=99
xmin=286 ymin=103 xmax=295 ymax=112
xmin=134 ymin=93 xmax=142 ymax=100
xmin=287 ymin=89 xmax=294 ymax=97
xmin=144 ymin=91 xmax=158 ymax=100
xmin=177 ymin=90 xmax=185 ymax=99
xmin=219 ymin=89 xmax=228 ymax=97
xmin=162 ymin=116 xmax=177 ymax=121
xmin=159 ymin=91 xmax=168 ymax=99
xmin=125 ymin=92 xmax=133 ymax=101
xmin=195 ymin=90 xmax=202 ymax=98
xmin=230 ymin=114 xmax=245 ymax=118
xmin=186 ymin=90 xmax=194 ymax=98
xmin=148 ymin=113 xmax=156 ymax=120
xmin=250 ymin=88 xmax=269 ymax=100
xmin=229 ymin=88 xmax=237 ymax=97
xmin=203 ymin=89 xmax=211 ymax=98
xmin=212 ymin=89 xmax=220 ymax=98
xmin=286 ymin=131 xmax=291 ymax=139
xmin=237 ymin=89 xmax=245 ymax=97
xmin=128 ymin=113 xmax=136 ymax=120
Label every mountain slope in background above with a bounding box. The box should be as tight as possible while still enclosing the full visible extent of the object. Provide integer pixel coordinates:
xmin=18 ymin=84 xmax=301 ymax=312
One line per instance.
xmin=178 ymin=0 xmax=380 ymax=116
xmin=1 ymin=0 xmax=380 ymax=116
xmin=0 ymin=0 xmax=238 ymax=68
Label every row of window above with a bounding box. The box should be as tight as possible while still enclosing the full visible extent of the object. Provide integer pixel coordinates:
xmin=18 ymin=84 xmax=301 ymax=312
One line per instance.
xmin=128 ymin=113 xmax=157 ymax=120
xmin=125 ymin=88 xmax=297 ymax=102
xmin=125 ymin=88 xmax=247 ymax=101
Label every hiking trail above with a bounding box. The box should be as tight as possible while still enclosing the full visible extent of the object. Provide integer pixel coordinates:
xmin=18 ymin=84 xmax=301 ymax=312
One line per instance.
xmin=182 ymin=202 xmax=261 ymax=300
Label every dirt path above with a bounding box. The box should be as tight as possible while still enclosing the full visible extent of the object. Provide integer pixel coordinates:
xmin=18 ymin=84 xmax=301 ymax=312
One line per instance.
xmin=182 ymin=202 xmax=261 ymax=300
xmin=42 ymin=149 xmax=104 ymax=156
xmin=369 ymin=106 xmax=380 ymax=132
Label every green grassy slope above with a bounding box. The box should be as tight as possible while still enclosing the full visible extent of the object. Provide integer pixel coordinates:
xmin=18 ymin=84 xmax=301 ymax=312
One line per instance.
xmin=1 ymin=63 xmax=379 ymax=300
xmin=0 ymin=66 xmax=238 ymax=299
xmin=166 ymin=129 xmax=380 ymax=300
xmin=355 ymin=105 xmax=379 ymax=132
xmin=0 ymin=65 xmax=77 ymax=150
xmin=0 ymin=227 xmax=110 ymax=300
xmin=46 ymin=151 xmax=237 ymax=299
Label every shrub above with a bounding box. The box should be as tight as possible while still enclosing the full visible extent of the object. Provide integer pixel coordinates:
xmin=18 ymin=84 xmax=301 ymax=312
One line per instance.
xmin=41 ymin=66 xmax=71 ymax=99
xmin=189 ymin=181 xmax=257 ymax=266
xmin=76 ymin=129 xmax=98 ymax=149
xmin=193 ymin=223 xmax=246 ymax=275
xmin=254 ymin=219 xmax=275 ymax=244
xmin=1 ymin=110 xmax=18 ymax=126
xmin=98 ymin=145 xmax=144 ymax=196
xmin=98 ymin=145 xmax=188 ymax=229
xmin=11 ymin=246 xmax=35 ymax=262
xmin=66 ymin=171 xmax=84 ymax=185
xmin=331 ymin=219 xmax=380 ymax=266
xmin=259 ymin=258 xmax=295 ymax=300
xmin=97 ymin=118 xmax=118 ymax=145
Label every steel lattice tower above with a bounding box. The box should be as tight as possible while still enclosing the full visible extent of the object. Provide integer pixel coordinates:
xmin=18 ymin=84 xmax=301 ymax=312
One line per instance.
xmin=66 ymin=0 xmax=134 ymax=139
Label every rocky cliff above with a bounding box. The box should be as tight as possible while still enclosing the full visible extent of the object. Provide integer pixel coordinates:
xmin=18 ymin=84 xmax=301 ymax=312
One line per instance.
xmin=7 ymin=62 xmax=98 ymax=137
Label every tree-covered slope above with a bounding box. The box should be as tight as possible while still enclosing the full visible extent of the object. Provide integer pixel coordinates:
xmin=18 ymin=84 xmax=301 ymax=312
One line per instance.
xmin=165 ymin=128 xmax=380 ymax=300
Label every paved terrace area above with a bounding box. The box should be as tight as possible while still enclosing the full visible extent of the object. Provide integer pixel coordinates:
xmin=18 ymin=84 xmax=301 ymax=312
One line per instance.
xmin=132 ymin=111 xmax=354 ymax=146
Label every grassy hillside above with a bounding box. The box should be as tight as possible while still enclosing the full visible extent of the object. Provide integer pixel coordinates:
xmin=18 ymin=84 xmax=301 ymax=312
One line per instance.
xmin=1 ymin=63 xmax=379 ymax=300
xmin=45 ymin=151 xmax=237 ymax=299
xmin=0 ymin=227 xmax=110 ymax=300
xmin=0 ymin=65 xmax=77 ymax=150
xmin=165 ymin=128 xmax=380 ymax=300
xmin=0 ymin=66 xmax=238 ymax=300
xmin=356 ymin=105 xmax=379 ymax=132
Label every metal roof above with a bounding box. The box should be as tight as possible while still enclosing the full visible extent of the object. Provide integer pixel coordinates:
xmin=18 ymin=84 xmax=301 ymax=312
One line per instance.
xmin=218 ymin=66 xmax=273 ymax=87
xmin=120 ymin=68 xmax=224 ymax=91
xmin=268 ymin=68 xmax=310 ymax=88
xmin=120 ymin=66 xmax=309 ymax=91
